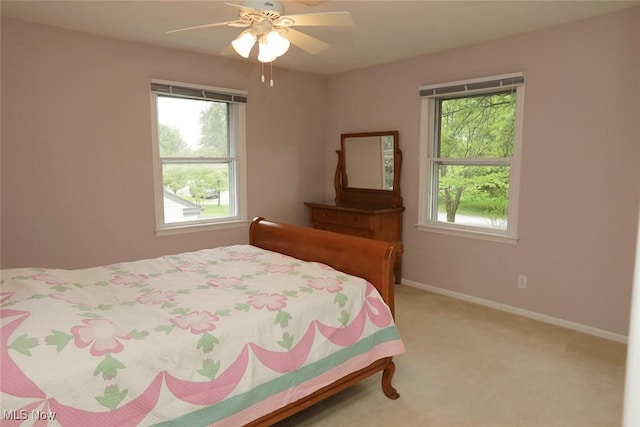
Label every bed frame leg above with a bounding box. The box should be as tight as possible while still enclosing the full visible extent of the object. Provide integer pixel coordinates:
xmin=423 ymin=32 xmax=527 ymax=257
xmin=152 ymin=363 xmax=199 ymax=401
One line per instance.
xmin=382 ymin=360 xmax=400 ymax=400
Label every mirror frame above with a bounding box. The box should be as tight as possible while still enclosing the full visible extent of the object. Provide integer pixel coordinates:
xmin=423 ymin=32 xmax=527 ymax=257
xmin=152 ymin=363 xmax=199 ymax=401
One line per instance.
xmin=335 ymin=131 xmax=402 ymax=207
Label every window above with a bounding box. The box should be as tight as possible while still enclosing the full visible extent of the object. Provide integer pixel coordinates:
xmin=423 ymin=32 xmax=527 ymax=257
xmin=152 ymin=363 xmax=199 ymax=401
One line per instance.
xmin=417 ymin=73 xmax=524 ymax=242
xmin=150 ymin=80 xmax=247 ymax=234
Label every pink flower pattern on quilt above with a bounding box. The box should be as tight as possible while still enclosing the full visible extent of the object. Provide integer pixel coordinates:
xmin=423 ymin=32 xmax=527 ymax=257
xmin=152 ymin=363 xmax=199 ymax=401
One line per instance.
xmin=109 ymin=274 xmax=149 ymax=286
xmin=30 ymin=273 xmax=68 ymax=285
xmin=226 ymin=252 xmax=257 ymax=261
xmin=177 ymin=262 xmax=207 ymax=272
xmin=264 ymin=264 xmax=294 ymax=273
xmin=136 ymin=290 xmax=178 ymax=305
xmin=247 ymin=293 xmax=288 ymax=311
xmin=207 ymin=277 xmax=243 ymax=288
xmin=171 ymin=311 xmax=219 ymax=334
xmin=71 ymin=319 xmax=132 ymax=356
xmin=308 ymin=277 xmax=344 ymax=293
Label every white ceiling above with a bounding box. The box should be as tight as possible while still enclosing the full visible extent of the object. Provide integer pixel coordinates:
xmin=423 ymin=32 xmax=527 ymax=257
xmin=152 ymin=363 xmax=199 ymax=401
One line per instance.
xmin=2 ymin=0 xmax=638 ymax=75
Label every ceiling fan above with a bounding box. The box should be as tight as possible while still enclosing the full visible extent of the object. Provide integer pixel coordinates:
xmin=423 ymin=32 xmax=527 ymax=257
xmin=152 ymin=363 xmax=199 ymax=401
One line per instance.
xmin=167 ymin=1 xmax=354 ymax=64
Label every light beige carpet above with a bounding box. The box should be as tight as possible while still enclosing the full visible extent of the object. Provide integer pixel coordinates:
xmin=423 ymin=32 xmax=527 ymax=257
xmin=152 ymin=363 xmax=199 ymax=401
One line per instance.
xmin=275 ymin=285 xmax=627 ymax=427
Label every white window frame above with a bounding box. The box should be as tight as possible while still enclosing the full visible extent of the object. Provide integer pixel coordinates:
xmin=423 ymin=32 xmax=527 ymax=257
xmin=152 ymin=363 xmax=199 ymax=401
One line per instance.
xmin=150 ymin=79 xmax=248 ymax=236
xmin=417 ymin=72 xmax=525 ymax=244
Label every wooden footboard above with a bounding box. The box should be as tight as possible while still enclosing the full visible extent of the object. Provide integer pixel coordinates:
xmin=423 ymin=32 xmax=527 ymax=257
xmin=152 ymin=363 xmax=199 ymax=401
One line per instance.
xmin=248 ymin=217 xmax=403 ymax=425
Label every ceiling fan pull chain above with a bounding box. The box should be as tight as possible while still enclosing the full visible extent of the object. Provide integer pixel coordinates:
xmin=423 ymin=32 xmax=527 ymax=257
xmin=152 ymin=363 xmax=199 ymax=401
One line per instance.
xmin=261 ymin=62 xmax=265 ymax=83
xmin=270 ymin=63 xmax=274 ymax=87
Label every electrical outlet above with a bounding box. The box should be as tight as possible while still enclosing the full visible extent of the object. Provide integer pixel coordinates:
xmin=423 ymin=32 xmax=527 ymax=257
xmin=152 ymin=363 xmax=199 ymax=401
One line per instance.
xmin=518 ymin=275 xmax=527 ymax=289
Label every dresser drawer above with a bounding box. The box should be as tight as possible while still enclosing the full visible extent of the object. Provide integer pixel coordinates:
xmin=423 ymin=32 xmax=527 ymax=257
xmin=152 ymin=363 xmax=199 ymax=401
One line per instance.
xmin=311 ymin=208 xmax=341 ymax=224
xmin=313 ymin=222 xmax=373 ymax=239
xmin=339 ymin=212 xmax=372 ymax=230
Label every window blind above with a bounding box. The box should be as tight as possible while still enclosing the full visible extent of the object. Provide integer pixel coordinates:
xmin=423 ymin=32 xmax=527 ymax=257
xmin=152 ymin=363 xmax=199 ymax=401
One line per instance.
xmin=419 ymin=73 xmax=524 ymax=98
xmin=151 ymin=82 xmax=247 ymax=104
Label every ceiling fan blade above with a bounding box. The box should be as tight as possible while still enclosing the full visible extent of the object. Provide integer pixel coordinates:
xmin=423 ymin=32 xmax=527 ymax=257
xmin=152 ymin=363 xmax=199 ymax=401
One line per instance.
xmin=166 ymin=20 xmax=245 ymax=34
xmin=277 ymin=11 xmax=354 ymax=27
xmin=285 ymin=28 xmax=328 ymax=55
xmin=224 ymin=2 xmax=261 ymax=14
xmin=295 ymin=0 xmax=328 ymax=6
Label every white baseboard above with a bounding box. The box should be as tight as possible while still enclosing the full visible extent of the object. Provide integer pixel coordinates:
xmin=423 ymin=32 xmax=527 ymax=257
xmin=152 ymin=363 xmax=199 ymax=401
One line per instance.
xmin=401 ymin=279 xmax=628 ymax=344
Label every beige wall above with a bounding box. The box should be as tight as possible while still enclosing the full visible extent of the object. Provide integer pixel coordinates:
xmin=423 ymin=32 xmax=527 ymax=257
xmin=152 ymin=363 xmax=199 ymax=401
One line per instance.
xmin=324 ymin=8 xmax=640 ymax=335
xmin=2 ymin=8 xmax=639 ymax=336
xmin=0 ymin=18 xmax=328 ymax=269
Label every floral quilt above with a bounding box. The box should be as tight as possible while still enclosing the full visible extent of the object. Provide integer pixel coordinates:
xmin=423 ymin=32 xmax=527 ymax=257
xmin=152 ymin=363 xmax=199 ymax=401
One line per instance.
xmin=1 ymin=245 xmax=405 ymax=426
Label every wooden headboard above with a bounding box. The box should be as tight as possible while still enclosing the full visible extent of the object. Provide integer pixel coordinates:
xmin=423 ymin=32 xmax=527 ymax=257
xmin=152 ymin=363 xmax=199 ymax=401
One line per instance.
xmin=249 ymin=217 xmax=403 ymax=314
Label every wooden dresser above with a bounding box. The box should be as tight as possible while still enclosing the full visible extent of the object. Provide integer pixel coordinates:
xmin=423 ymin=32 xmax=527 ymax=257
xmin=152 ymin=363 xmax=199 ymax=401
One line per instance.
xmin=304 ymin=201 xmax=404 ymax=283
xmin=305 ymin=130 xmax=405 ymax=284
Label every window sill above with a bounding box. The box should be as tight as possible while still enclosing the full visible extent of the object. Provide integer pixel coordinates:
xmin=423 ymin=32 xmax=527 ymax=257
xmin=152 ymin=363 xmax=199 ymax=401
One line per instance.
xmin=415 ymin=222 xmax=519 ymax=244
xmin=156 ymin=219 xmax=250 ymax=236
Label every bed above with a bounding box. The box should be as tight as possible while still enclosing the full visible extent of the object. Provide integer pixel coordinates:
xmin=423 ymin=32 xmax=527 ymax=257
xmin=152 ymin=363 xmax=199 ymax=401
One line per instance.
xmin=1 ymin=217 xmax=405 ymax=426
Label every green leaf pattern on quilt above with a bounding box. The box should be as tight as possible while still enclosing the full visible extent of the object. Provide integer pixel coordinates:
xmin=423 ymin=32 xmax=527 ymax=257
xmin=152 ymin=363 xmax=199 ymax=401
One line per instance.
xmin=46 ymin=330 xmax=74 ymax=352
xmin=8 ymin=334 xmax=39 ymax=356
xmin=96 ymin=384 xmax=128 ymax=410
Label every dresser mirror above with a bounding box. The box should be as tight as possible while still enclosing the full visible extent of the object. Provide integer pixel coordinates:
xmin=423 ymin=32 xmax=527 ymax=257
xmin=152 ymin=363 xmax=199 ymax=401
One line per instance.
xmin=342 ymin=132 xmax=396 ymax=190
xmin=335 ymin=130 xmax=402 ymax=207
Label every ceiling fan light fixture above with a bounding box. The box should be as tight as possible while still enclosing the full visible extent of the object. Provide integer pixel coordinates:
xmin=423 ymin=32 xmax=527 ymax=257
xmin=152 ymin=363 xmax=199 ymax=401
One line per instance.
xmin=257 ymin=30 xmax=290 ymax=63
xmin=231 ymin=30 xmax=257 ymax=58
xmin=257 ymin=39 xmax=278 ymax=63
xmin=266 ymin=30 xmax=290 ymax=57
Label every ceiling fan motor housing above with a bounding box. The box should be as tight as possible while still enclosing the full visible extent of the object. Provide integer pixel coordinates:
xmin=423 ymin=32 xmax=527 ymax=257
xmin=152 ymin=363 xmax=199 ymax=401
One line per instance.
xmin=242 ymin=0 xmax=284 ymax=19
